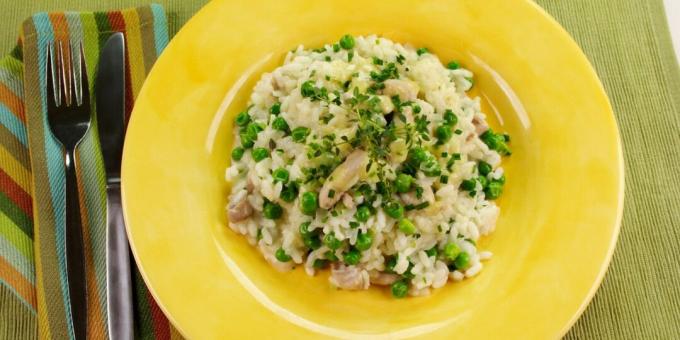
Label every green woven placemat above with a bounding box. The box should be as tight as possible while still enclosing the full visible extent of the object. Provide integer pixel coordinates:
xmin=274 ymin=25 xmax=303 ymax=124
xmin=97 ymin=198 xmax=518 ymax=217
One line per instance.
xmin=0 ymin=0 xmax=677 ymax=339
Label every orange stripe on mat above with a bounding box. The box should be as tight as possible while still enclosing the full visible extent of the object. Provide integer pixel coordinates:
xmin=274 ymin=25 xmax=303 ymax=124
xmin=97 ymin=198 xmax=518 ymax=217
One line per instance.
xmin=48 ymin=13 xmax=72 ymax=82
xmin=0 ymin=83 xmax=25 ymax=122
xmin=0 ymin=256 xmax=36 ymax=309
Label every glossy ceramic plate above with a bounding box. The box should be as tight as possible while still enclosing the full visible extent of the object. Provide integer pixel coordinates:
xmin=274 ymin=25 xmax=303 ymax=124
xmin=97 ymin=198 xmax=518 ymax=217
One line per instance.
xmin=121 ymin=0 xmax=624 ymax=338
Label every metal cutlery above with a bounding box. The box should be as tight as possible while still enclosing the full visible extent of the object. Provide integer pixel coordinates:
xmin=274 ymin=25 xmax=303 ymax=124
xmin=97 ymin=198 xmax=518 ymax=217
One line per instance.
xmin=46 ymin=42 xmax=90 ymax=340
xmin=95 ymin=32 xmax=134 ymax=340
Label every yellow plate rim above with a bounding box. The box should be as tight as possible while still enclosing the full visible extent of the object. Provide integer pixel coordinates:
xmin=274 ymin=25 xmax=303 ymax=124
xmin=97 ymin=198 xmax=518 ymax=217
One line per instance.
xmin=122 ymin=0 xmax=626 ymax=338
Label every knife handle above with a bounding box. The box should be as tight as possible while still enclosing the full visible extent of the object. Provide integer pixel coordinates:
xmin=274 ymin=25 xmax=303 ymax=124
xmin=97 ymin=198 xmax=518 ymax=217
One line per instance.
xmin=65 ymin=149 xmax=88 ymax=340
xmin=106 ymin=183 xmax=134 ymax=340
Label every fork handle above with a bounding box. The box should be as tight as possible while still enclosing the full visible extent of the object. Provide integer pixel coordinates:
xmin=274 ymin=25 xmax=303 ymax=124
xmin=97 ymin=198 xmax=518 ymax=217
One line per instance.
xmin=65 ymin=148 xmax=88 ymax=340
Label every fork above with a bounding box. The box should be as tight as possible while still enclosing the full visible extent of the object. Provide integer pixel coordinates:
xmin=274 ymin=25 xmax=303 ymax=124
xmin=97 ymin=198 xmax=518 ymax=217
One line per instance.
xmin=46 ymin=42 xmax=90 ymax=340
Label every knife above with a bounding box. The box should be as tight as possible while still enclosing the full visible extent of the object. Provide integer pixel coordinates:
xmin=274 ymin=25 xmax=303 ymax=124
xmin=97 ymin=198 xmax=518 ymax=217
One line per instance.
xmin=96 ymin=32 xmax=133 ymax=340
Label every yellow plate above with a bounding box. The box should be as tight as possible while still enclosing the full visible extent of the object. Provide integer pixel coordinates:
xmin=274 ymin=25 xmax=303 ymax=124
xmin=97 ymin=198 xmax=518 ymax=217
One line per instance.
xmin=122 ymin=0 xmax=624 ymax=338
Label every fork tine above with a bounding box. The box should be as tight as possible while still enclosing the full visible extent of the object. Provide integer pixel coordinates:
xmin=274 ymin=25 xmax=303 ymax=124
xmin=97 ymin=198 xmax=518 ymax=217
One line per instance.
xmin=46 ymin=42 xmax=60 ymax=110
xmin=70 ymin=42 xmax=80 ymax=106
xmin=58 ymin=41 xmax=71 ymax=107
xmin=76 ymin=42 xmax=89 ymax=108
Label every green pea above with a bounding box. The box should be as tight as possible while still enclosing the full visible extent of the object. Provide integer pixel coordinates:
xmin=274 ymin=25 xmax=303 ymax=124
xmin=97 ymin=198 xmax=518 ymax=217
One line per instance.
xmin=420 ymin=157 xmax=441 ymax=177
xmin=300 ymin=191 xmax=318 ymax=215
xmin=391 ymin=280 xmax=409 ymax=298
xmin=480 ymin=129 xmax=511 ymax=155
xmin=446 ymin=61 xmax=460 ymax=70
xmin=243 ymin=123 xmax=264 ymax=148
xmin=460 ymin=179 xmax=477 ymax=191
xmin=409 ymin=147 xmax=428 ymax=165
xmin=454 ymin=252 xmax=471 ymax=269
xmin=355 ymin=231 xmax=373 ymax=251
xmin=291 ymin=127 xmax=311 ymax=143
xmin=272 ymin=116 xmax=289 ymax=132
xmin=444 ymin=109 xmax=458 ymax=126
xmin=303 ymin=235 xmax=321 ymax=250
xmin=313 ymin=259 xmax=328 ymax=269
xmin=385 ymin=256 xmax=398 ymax=273
xmin=384 ymin=201 xmax=404 ymax=219
xmin=235 ymin=111 xmax=250 ymax=127
xmin=478 ymin=176 xmax=489 ymax=189
xmin=272 ymin=168 xmax=289 ymax=183
xmin=355 ymin=205 xmax=371 ymax=222
xmin=246 ymin=122 xmax=264 ymax=138
xmin=263 ymin=201 xmax=283 ymax=219
xmin=425 ymin=246 xmax=438 ymax=258
xmin=484 ymin=180 xmax=503 ymax=200
xmin=497 ymin=174 xmax=506 ymax=184
xmin=252 ymin=147 xmax=270 ymax=162
xmin=280 ymin=182 xmax=299 ymax=202
xmin=343 ymin=248 xmax=361 ymax=265
xmin=416 ymin=47 xmax=429 ymax=56
xmin=323 ymin=232 xmax=342 ymax=250
xmin=325 ymin=250 xmax=339 ymax=262
xmin=301 ymin=80 xmax=316 ymax=98
xmin=270 ymin=102 xmax=281 ymax=115
xmin=275 ymin=248 xmax=291 ymax=262
xmin=435 ymin=124 xmax=453 ymax=144
xmin=299 ymin=222 xmax=312 ymax=237
xmin=395 ymin=173 xmax=413 ymax=193
xmin=443 ymin=242 xmax=461 ymax=261
xmin=403 ymin=262 xmax=415 ymax=279
xmin=398 ymin=218 xmax=416 ymax=235
xmin=239 ymin=131 xmax=254 ymax=149
xmin=231 ymin=147 xmax=245 ymax=161
xmin=339 ymin=34 xmax=355 ymax=50
xmin=478 ymin=161 xmax=493 ymax=176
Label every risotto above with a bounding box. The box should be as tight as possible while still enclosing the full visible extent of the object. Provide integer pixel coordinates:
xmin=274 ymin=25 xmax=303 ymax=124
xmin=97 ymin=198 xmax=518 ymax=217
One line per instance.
xmin=225 ymin=35 xmax=511 ymax=298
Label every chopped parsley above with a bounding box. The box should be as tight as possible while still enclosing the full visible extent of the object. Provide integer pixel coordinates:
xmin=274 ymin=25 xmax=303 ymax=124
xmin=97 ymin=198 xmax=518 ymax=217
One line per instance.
xmin=370 ymin=62 xmax=399 ymax=82
xmin=300 ymin=80 xmax=329 ymax=101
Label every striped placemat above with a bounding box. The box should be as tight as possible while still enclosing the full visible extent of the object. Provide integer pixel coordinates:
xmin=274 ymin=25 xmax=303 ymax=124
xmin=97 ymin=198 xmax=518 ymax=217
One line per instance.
xmin=0 ymin=5 xmax=182 ymax=339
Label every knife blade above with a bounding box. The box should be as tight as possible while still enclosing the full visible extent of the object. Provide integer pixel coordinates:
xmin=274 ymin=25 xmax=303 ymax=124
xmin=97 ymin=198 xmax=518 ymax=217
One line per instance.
xmin=96 ymin=32 xmax=133 ymax=340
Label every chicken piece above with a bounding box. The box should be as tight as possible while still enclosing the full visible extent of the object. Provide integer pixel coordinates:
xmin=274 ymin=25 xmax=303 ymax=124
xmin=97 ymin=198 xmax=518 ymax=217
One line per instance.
xmin=389 ymin=139 xmax=408 ymax=164
xmin=471 ymin=116 xmax=489 ymax=135
xmin=342 ymin=193 xmax=355 ymax=209
xmin=319 ymin=149 xmax=369 ymax=209
xmin=246 ymin=176 xmax=255 ymax=192
xmin=228 ymin=189 xmax=253 ymax=222
xmin=378 ymin=95 xmax=395 ymax=114
xmin=368 ymin=271 xmax=400 ymax=286
xmin=330 ymin=263 xmax=370 ymax=290
xmin=383 ymin=79 xmax=419 ymax=101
